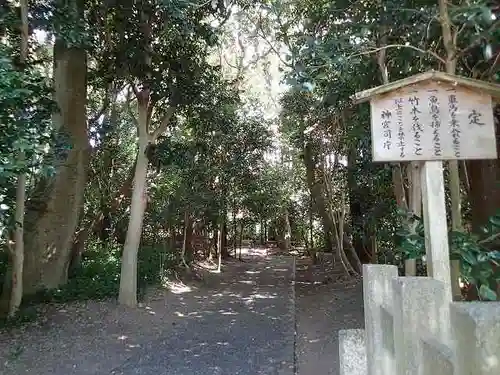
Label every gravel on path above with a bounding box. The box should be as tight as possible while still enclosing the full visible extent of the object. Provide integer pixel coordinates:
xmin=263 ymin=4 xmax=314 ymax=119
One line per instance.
xmin=0 ymin=250 xmax=295 ymax=375
xmin=294 ymin=255 xmax=364 ymax=375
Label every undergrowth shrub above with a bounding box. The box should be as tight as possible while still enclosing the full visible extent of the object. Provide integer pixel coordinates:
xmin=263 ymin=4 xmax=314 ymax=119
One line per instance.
xmin=0 ymin=240 xmax=179 ymax=327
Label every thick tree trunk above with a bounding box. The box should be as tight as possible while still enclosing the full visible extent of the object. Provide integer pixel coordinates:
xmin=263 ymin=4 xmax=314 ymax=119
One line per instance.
xmin=23 ymin=36 xmax=89 ymax=295
xmin=467 ymin=112 xmax=500 ymax=232
xmin=347 ymin=148 xmax=371 ymax=263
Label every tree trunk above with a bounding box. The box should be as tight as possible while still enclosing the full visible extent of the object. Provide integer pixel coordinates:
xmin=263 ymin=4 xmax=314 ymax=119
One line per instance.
xmin=438 ymin=0 xmax=463 ymax=300
xmin=260 ymin=216 xmax=264 ymax=245
xmin=467 ymin=111 xmax=500 ymax=232
xmin=7 ymin=0 xmax=29 ymax=317
xmin=239 ymin=221 xmax=243 ymax=261
xmin=309 ymin=195 xmax=314 ymax=249
xmin=209 ymin=228 xmax=217 ymax=261
xmin=283 ymin=208 xmax=292 ymax=251
xmin=118 ymin=100 xmax=149 ymax=307
xmin=217 ymin=221 xmax=223 ymax=272
xmin=185 ymin=215 xmax=193 ymax=259
xmin=303 ymin=142 xmax=337 ymax=251
xmin=23 ymin=29 xmax=89 ymax=295
xmin=347 ymin=147 xmax=371 ymax=262
xmin=233 ymin=208 xmax=237 ymax=256
xmin=405 ymin=162 xmax=422 ymax=276
xmin=221 ymin=215 xmax=230 ymax=259
xmin=264 ymin=222 xmax=267 ymax=243
xmin=180 ymin=210 xmax=190 ymax=269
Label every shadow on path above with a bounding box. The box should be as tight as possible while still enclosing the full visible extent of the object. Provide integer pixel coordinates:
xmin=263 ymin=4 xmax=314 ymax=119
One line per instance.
xmin=0 ymin=249 xmax=295 ymax=375
xmin=294 ymin=255 xmax=364 ymax=375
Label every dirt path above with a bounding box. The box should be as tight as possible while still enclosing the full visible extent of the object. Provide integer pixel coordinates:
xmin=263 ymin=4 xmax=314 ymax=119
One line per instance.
xmin=0 ymin=250 xmax=364 ymax=375
xmin=0 ymin=249 xmax=295 ymax=375
xmin=294 ymin=255 xmax=364 ymax=375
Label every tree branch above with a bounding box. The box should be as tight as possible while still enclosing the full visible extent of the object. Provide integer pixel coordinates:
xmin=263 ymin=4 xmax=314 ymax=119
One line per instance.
xmin=88 ymin=84 xmax=118 ymax=127
xmin=150 ymin=106 xmax=176 ymax=142
xmin=125 ymin=88 xmax=138 ymax=127
xmin=455 ymin=19 xmax=500 ymax=58
xmin=350 ymin=44 xmax=446 ymax=65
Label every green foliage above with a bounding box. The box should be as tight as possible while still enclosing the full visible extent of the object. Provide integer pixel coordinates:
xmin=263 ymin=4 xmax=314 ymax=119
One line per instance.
xmin=29 ymin=242 xmax=176 ymax=303
xmin=0 ymin=46 xmax=54 ymax=243
xmin=397 ymin=210 xmax=500 ymax=301
xmin=0 ymin=241 xmax=177 ymax=327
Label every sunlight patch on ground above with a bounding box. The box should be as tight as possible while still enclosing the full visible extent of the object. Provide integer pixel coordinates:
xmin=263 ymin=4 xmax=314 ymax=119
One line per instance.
xmin=308 ymin=339 xmax=321 ymax=343
xmin=144 ymin=306 xmax=156 ymax=315
xmin=251 ymin=293 xmax=277 ymax=299
xmin=218 ymin=310 xmax=238 ymax=315
xmin=162 ymin=280 xmax=193 ymax=294
xmin=239 ymin=280 xmax=255 ymax=285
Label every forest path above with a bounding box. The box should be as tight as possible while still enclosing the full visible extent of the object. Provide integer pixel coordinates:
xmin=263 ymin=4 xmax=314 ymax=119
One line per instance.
xmin=0 ymin=249 xmax=364 ymax=375
xmin=294 ymin=255 xmax=364 ymax=375
xmin=0 ymin=249 xmax=295 ymax=375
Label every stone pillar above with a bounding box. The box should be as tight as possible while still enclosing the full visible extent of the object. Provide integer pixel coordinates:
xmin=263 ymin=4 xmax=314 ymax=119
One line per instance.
xmin=452 ymin=302 xmax=500 ymax=375
xmin=339 ymin=329 xmax=367 ymax=375
xmin=392 ymin=277 xmax=451 ymax=375
xmin=420 ymin=338 xmax=454 ymax=375
xmin=363 ymin=264 xmax=398 ymax=375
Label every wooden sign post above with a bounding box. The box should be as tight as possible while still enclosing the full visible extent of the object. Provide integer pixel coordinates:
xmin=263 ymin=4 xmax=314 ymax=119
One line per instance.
xmin=353 ymin=71 xmax=500 ymax=302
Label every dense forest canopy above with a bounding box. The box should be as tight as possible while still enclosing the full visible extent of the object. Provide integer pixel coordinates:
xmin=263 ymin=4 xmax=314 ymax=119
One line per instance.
xmin=0 ymin=0 xmax=499 ymax=319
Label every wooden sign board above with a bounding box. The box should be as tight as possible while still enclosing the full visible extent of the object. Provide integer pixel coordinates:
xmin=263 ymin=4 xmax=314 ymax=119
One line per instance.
xmin=370 ymin=80 xmax=497 ymax=162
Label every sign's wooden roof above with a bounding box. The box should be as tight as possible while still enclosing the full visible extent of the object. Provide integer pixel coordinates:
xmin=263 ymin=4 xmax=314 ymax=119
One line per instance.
xmin=352 ymin=70 xmax=500 ymax=105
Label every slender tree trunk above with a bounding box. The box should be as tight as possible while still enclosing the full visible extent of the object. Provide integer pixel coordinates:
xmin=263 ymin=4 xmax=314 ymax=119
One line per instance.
xmin=283 ymin=208 xmax=292 ymax=251
xmin=220 ymin=214 xmax=230 ymax=259
xmin=239 ymin=221 xmax=243 ymax=261
xmin=7 ymin=0 xmax=29 ymax=317
xmin=118 ymin=100 xmax=149 ymax=307
xmin=233 ymin=207 xmax=237 ymax=256
xmin=180 ymin=210 xmax=190 ymax=269
xmin=438 ymin=0 xmax=462 ymax=299
xmin=217 ymin=221 xmax=223 ymax=272
xmin=347 ymin=147 xmax=371 ymax=262
xmin=405 ymin=163 xmax=422 ymax=275
xmin=322 ymin=162 xmax=362 ymax=274
xmin=309 ymin=195 xmax=314 ymax=249
xmin=209 ymin=228 xmax=217 ymax=261
xmin=260 ymin=216 xmax=266 ymax=246
xmin=303 ymin=142 xmax=336 ymax=251
xmin=22 ymin=0 xmax=89 ymax=295
xmin=9 ymin=158 xmax=26 ymax=317
xmin=263 ymin=221 xmax=267 ymax=244
xmin=377 ymin=21 xmax=420 ymax=275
